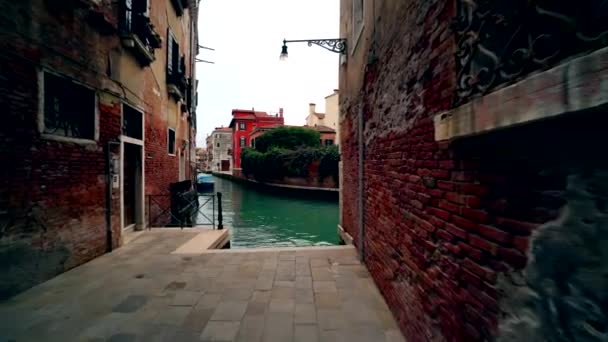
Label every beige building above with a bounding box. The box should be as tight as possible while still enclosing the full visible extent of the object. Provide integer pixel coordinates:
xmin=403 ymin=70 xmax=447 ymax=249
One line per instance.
xmin=207 ymin=127 xmax=233 ymax=172
xmin=306 ymin=89 xmax=340 ymax=144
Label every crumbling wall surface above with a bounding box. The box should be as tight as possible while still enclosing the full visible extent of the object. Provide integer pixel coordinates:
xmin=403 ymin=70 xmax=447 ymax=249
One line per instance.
xmin=499 ymin=170 xmax=608 ymax=342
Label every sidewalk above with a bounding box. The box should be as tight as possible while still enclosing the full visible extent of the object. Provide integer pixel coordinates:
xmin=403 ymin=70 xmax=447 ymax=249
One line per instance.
xmin=0 ymin=230 xmax=404 ymax=342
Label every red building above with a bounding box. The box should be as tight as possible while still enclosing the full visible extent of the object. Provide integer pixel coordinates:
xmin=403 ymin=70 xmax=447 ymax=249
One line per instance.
xmin=229 ymin=109 xmax=284 ymax=170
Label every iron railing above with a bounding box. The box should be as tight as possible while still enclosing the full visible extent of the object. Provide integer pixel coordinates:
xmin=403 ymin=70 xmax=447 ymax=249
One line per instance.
xmin=453 ymin=0 xmax=608 ymax=106
xmin=147 ymin=191 xmax=223 ymax=229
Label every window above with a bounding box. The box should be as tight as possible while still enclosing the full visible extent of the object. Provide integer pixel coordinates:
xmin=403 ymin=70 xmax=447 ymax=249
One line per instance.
xmin=168 ymin=128 xmax=176 ymax=155
xmin=42 ymin=72 xmax=96 ymax=140
xmin=352 ymin=0 xmax=364 ymax=53
xmin=167 ymin=29 xmax=180 ymax=79
xmin=217 ymin=143 xmax=220 ymax=147
xmin=325 ymin=139 xmax=334 ymax=146
xmin=122 ymin=104 xmax=142 ymax=140
xmin=240 ymin=137 xmax=246 ymax=147
xmin=239 ymin=122 xmax=246 ymax=130
xmin=121 ymin=0 xmax=149 ymax=33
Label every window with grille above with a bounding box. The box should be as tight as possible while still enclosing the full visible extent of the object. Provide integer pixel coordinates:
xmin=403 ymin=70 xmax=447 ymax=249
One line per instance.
xmin=168 ymin=128 xmax=176 ymax=155
xmin=240 ymin=137 xmax=246 ymax=147
xmin=43 ymin=72 xmax=96 ymax=140
xmin=166 ymin=29 xmax=180 ymax=79
xmin=122 ymin=104 xmax=142 ymax=140
xmin=352 ymin=0 xmax=364 ymax=52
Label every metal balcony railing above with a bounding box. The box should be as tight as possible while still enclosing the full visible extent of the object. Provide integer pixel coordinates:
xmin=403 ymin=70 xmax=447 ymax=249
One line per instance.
xmin=453 ymin=0 xmax=608 ymax=106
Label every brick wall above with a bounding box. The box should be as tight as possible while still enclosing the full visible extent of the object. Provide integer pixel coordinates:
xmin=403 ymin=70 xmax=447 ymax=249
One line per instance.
xmin=340 ymin=0 xmax=608 ymax=341
xmin=0 ymin=0 xmax=123 ymax=299
xmin=0 ymin=0 xmax=197 ymax=298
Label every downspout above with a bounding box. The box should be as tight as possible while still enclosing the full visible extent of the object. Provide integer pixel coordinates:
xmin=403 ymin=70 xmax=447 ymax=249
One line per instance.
xmin=357 ymin=102 xmax=365 ymax=262
xmin=105 ymin=140 xmax=120 ymax=253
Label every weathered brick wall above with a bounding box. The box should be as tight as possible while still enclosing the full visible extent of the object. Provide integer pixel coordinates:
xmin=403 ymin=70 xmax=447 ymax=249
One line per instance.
xmin=340 ymin=0 xmax=608 ymax=341
xmin=0 ymin=0 xmax=123 ymax=298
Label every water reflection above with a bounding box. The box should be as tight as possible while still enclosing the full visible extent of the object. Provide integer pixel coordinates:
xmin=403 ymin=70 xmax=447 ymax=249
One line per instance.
xmin=199 ymin=176 xmax=339 ymax=248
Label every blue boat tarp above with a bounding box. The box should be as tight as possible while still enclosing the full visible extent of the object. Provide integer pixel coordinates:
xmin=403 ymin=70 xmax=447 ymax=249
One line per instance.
xmin=197 ymin=173 xmax=214 ymax=184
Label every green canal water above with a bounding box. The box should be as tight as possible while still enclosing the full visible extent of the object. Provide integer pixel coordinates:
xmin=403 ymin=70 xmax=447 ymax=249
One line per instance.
xmin=199 ymin=176 xmax=340 ymax=248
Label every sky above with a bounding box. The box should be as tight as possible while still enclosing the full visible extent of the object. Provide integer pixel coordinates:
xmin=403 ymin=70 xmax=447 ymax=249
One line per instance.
xmin=194 ymin=0 xmax=340 ymax=146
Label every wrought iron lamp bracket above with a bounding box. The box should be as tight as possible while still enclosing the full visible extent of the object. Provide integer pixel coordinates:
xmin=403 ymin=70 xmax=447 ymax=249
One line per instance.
xmin=284 ymin=38 xmax=347 ymax=54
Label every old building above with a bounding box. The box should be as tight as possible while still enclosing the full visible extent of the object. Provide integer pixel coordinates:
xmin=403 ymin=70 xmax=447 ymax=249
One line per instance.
xmin=340 ymin=0 xmax=608 ymax=341
xmin=306 ymin=89 xmax=340 ymax=144
xmin=0 ymin=0 xmax=199 ymax=298
xmin=206 ymin=127 xmax=233 ymax=172
xmin=229 ymin=109 xmax=284 ymax=171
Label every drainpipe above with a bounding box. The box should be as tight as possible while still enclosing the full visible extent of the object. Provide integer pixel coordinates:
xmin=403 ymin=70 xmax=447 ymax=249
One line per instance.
xmin=357 ymin=103 xmax=365 ymax=262
xmin=105 ymin=140 xmax=120 ymax=253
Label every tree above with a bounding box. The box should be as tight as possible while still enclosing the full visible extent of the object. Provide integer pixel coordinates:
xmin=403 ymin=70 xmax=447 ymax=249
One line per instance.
xmin=254 ymin=127 xmax=320 ymax=153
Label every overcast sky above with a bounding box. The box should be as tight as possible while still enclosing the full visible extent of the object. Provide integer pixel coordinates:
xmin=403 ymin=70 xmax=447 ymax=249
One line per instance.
xmin=194 ymin=0 xmax=339 ymax=146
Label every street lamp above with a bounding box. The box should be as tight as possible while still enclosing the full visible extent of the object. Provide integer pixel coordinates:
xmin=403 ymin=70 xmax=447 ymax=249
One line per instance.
xmin=280 ymin=38 xmax=347 ymax=60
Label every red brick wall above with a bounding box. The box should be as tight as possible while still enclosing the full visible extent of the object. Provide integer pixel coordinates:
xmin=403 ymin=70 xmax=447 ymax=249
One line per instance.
xmin=0 ymin=0 xmax=123 ymax=299
xmin=338 ymin=0 xmax=579 ymax=340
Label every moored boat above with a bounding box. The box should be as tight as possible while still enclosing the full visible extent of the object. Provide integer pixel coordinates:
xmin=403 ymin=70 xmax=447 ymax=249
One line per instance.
xmin=196 ymin=173 xmax=214 ymax=193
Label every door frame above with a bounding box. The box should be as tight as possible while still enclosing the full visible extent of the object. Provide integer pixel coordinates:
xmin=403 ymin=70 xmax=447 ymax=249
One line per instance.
xmin=120 ymin=103 xmax=145 ymax=231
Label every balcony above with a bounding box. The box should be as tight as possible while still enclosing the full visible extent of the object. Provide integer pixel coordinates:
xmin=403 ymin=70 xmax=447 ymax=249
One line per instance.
xmin=119 ymin=12 xmax=162 ymax=66
xmin=167 ymin=72 xmax=188 ymax=101
xmin=170 ymin=0 xmax=190 ymax=16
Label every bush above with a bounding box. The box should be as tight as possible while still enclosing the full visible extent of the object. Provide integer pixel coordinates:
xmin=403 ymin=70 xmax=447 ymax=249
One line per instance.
xmin=242 ymin=145 xmax=340 ymax=182
xmin=319 ymin=145 xmax=340 ymax=182
xmin=255 ymin=127 xmax=321 ymax=153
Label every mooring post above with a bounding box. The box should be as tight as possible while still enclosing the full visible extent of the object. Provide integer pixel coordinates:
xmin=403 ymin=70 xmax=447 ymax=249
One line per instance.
xmin=217 ymin=192 xmax=223 ymax=230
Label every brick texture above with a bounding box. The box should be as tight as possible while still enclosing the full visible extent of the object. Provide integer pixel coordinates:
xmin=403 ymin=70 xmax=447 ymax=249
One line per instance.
xmin=0 ymin=0 xmax=196 ymax=298
xmin=337 ymin=0 xmax=592 ymax=340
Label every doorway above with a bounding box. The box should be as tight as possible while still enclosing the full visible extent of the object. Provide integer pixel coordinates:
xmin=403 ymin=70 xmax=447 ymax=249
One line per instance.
xmin=221 ymin=160 xmax=230 ymax=171
xmin=123 ymin=143 xmax=142 ymax=229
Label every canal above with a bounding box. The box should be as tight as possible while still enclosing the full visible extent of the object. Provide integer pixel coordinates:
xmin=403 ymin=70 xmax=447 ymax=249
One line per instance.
xmin=199 ymin=176 xmax=340 ymax=248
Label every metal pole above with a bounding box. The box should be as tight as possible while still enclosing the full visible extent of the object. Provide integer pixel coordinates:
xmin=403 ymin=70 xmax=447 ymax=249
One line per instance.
xmin=217 ymin=192 xmax=223 ymax=230
xmin=212 ymin=194 xmax=215 ymax=229
xmin=357 ymin=103 xmax=365 ymax=262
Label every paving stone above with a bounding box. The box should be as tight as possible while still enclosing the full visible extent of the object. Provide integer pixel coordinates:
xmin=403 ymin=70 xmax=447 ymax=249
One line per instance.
xmin=319 ymin=330 xmax=346 ymax=342
xmin=246 ymin=301 xmax=268 ymax=316
xmin=210 ymin=301 xmax=248 ymax=321
xmin=154 ymin=306 xmax=192 ymax=326
xmin=313 ymin=281 xmax=337 ymax=293
xmin=342 ymin=299 xmax=381 ymax=325
xmin=263 ymin=313 xmax=293 ymax=342
xmin=164 ymin=281 xmax=187 ymax=291
xmin=317 ymin=309 xmax=346 ymax=331
xmin=197 ymin=294 xmax=223 ymax=309
xmin=311 ymin=268 xmax=334 ymax=281
xmin=182 ymin=307 xmax=214 ymax=332
xmin=222 ymin=288 xmax=253 ymax=301
xmin=251 ymin=290 xmax=272 ymax=303
xmin=314 ymin=293 xmax=341 ymax=309
xmin=295 ymin=324 xmax=319 ymax=342
xmin=274 ymin=280 xmax=295 ymax=288
xmin=295 ymin=276 xmax=312 ymax=289
xmin=270 ymin=287 xmax=295 ymax=300
xmin=385 ymin=329 xmax=406 ymax=342
xmin=268 ymin=299 xmax=295 ymax=313
xmin=295 ymin=303 xmax=316 ymax=324
xmin=200 ymin=321 xmax=240 ymax=342
xmin=112 ymin=295 xmax=148 ymax=313
xmin=295 ymin=289 xmax=314 ymax=304
xmin=310 ymin=258 xmax=329 ymax=267
xmin=255 ymin=277 xmax=274 ymax=290
xmin=236 ymin=315 xmax=265 ymax=342
xmin=171 ymin=291 xmax=202 ymax=306
xmin=107 ymin=333 xmax=137 ymax=342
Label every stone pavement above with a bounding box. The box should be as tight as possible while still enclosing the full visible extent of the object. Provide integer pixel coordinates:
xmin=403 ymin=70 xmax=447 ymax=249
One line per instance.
xmin=0 ymin=230 xmax=405 ymax=342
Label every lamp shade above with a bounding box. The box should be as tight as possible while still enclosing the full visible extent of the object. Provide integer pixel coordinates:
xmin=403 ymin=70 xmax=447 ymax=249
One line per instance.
xmin=280 ymin=43 xmax=288 ymax=61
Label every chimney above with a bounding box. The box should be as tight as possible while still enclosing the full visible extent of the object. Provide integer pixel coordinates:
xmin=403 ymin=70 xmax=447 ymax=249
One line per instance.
xmin=309 ymin=103 xmax=316 ymax=116
xmin=279 ymin=108 xmax=284 ymax=118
